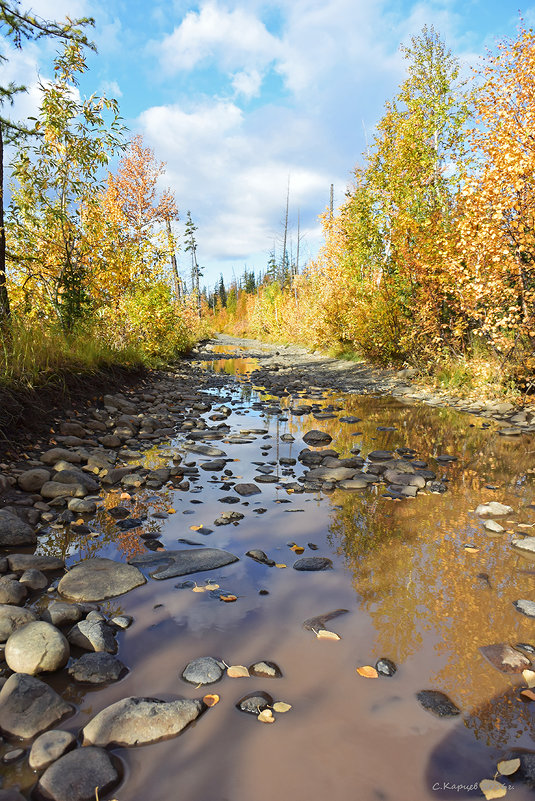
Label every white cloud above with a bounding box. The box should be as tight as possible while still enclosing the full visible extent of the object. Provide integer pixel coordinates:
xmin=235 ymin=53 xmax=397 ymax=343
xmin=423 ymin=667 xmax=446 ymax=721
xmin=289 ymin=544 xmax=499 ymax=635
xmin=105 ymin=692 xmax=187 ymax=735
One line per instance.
xmin=101 ymin=79 xmax=122 ymax=98
xmin=231 ymin=69 xmax=263 ymax=100
xmin=156 ymin=2 xmax=280 ymax=73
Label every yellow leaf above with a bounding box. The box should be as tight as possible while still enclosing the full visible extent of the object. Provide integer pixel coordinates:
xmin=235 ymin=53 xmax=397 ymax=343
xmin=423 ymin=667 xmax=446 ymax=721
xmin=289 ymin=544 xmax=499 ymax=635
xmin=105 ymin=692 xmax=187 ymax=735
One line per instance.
xmin=497 ymin=759 xmax=520 ymax=776
xmin=522 ymin=669 xmax=535 ymax=688
xmin=273 ymin=701 xmax=292 ymax=713
xmin=220 ymin=594 xmax=237 ymax=602
xmin=316 ymin=629 xmax=341 ymax=640
xmin=203 ymin=693 xmax=220 ymax=707
xmin=479 ymin=779 xmax=507 ymax=799
xmin=290 ymin=544 xmax=305 ymax=554
xmin=275 ymin=563 xmax=287 ymax=569
xmin=192 ymin=586 xmax=205 ymax=593
xmin=521 ymin=688 xmax=535 ymax=701
xmin=257 ymin=709 xmax=275 ymax=723
xmin=167 ymin=508 xmax=176 ymax=514
xmin=119 ymin=492 xmax=131 ymax=500
xmin=227 ymin=665 xmax=249 ymax=678
xmin=357 ymin=665 xmax=378 ymax=678
xmin=205 ymin=583 xmax=219 ymax=591
xmin=464 ymin=545 xmax=480 ymax=553
xmin=190 ymin=525 xmax=202 ymax=531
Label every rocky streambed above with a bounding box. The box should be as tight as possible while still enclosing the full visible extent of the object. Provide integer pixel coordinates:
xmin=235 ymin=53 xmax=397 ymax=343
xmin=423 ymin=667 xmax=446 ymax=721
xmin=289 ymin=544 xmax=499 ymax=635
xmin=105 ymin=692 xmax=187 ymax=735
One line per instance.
xmin=0 ymin=336 xmax=534 ymax=800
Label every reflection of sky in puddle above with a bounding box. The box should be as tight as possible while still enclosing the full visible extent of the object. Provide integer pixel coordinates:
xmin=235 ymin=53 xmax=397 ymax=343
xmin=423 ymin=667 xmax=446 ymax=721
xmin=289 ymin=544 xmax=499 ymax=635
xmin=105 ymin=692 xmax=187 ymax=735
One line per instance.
xmin=18 ymin=347 xmax=535 ymax=801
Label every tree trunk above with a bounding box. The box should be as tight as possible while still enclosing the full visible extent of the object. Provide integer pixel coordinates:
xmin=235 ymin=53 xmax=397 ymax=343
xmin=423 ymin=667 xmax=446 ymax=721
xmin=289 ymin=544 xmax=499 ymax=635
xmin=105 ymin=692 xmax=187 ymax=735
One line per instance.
xmin=166 ymin=217 xmax=181 ymax=300
xmin=0 ymin=124 xmax=11 ymax=332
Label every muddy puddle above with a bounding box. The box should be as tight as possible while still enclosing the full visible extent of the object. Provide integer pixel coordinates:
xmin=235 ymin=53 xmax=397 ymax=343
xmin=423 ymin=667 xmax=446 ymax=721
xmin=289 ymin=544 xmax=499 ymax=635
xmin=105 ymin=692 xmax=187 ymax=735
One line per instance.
xmin=4 ymin=345 xmax=535 ymax=801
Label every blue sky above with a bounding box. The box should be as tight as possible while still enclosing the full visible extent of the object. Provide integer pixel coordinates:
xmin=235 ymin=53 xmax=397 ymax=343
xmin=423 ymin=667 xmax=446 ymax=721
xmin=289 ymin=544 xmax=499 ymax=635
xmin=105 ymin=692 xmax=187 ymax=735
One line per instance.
xmin=4 ymin=0 xmax=532 ymax=289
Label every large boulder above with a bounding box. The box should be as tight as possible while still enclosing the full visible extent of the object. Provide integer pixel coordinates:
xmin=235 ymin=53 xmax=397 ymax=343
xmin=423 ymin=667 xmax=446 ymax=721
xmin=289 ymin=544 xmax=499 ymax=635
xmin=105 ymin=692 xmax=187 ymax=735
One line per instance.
xmin=0 ymin=509 xmax=36 ymax=547
xmin=5 ymin=621 xmax=69 ymax=675
xmin=0 ymin=673 xmax=73 ymax=738
xmin=58 ymin=558 xmax=146 ymax=602
xmin=36 ymin=746 xmax=120 ymax=801
xmin=82 ymin=696 xmax=205 ymax=747
xmin=0 ymin=603 xmax=38 ymax=642
xmin=17 ymin=468 xmax=51 ymax=493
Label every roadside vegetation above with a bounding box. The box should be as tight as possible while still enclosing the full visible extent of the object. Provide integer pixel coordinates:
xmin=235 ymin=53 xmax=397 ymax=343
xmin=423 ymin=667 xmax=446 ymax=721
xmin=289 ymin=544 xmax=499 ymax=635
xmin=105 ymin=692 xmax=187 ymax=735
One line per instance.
xmin=0 ymin=4 xmax=208 ymax=394
xmin=210 ymin=25 xmax=535 ymax=400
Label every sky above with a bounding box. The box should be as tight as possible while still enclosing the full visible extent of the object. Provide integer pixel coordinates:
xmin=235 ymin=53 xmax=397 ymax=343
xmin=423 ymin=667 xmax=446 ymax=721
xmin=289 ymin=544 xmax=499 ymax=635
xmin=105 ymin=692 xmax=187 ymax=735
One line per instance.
xmin=3 ymin=0 xmax=533 ymax=289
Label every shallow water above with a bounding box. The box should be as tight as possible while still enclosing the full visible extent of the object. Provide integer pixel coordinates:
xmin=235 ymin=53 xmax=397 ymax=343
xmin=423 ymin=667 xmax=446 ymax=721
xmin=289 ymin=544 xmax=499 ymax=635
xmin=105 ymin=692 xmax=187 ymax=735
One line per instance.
xmin=5 ymin=347 xmax=535 ymax=801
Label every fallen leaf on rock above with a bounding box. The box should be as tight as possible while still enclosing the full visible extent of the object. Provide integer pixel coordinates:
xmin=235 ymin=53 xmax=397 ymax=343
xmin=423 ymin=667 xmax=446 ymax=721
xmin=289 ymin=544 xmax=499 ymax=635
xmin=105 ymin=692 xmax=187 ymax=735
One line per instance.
xmin=290 ymin=545 xmax=305 ymax=554
xmin=258 ymin=709 xmax=275 ymax=723
xmin=273 ymin=702 xmax=292 ymax=713
xmin=520 ymin=689 xmax=535 ymax=701
xmin=190 ymin=525 xmax=203 ymax=531
xmin=479 ymin=779 xmax=507 ymax=799
xmin=220 ymin=594 xmax=237 ymax=602
xmin=464 ymin=545 xmax=480 ymax=553
xmin=227 ymin=665 xmax=250 ymax=678
xmin=203 ymin=694 xmax=220 ymax=707
xmin=497 ymin=759 xmax=520 ymax=776
xmin=316 ymin=629 xmax=341 ymax=640
xmin=75 ymin=518 xmax=84 ymax=526
xmin=357 ymin=666 xmax=379 ymax=679
xmin=523 ymin=669 xmax=535 ymax=687
xmin=275 ymin=563 xmax=287 ymax=569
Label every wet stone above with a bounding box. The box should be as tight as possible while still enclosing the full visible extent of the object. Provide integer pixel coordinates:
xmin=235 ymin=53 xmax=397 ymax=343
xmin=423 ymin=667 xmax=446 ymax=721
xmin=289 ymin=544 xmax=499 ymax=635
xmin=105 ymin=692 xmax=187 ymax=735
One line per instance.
xmin=0 ymin=509 xmax=36 ymax=547
xmin=234 ymin=483 xmax=261 ymax=496
xmin=68 ymin=620 xmax=118 ymax=654
xmin=36 ymin=746 xmax=120 ymax=801
xmin=293 ymin=557 xmax=333 ymax=571
xmin=375 ymin=658 xmax=397 ymax=677
xmin=236 ymin=691 xmax=274 ymax=715
xmin=246 ymin=550 xmax=275 ymax=567
xmin=416 ymin=689 xmax=461 ymax=718
xmin=479 ymin=642 xmax=531 ymax=673
xmin=68 ymin=652 xmax=127 ymax=684
xmin=131 ymin=548 xmax=239 ymax=580
xmin=249 ymin=661 xmax=282 ymax=678
xmin=0 ymin=673 xmax=73 ymax=738
xmin=83 ymin=696 xmax=205 ymax=748
xmin=475 ymin=501 xmax=514 ymax=516
xmin=29 ymin=729 xmax=76 ymax=770
xmin=5 ymin=621 xmax=69 ymax=675
xmin=302 ymin=430 xmax=333 ymax=445
xmin=0 ymin=579 xmax=26 ymax=605
xmin=41 ymin=601 xmax=85 ymax=628
xmin=182 ymin=656 xmax=225 ymax=685
xmin=58 ymin=557 xmax=146 ymax=602
xmin=303 ymin=609 xmax=349 ymax=631
xmin=0 ymin=604 xmax=38 ymax=642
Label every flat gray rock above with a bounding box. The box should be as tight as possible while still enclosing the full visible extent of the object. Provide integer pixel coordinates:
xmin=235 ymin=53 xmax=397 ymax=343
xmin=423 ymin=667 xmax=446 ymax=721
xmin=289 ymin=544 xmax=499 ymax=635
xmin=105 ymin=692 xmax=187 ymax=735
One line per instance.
xmin=82 ymin=696 xmax=205 ymax=747
xmin=305 ymin=467 xmax=357 ymax=482
xmin=41 ymin=448 xmax=83 ymax=466
xmin=58 ymin=557 xmax=146 ymax=601
xmin=513 ymin=599 xmax=535 ymax=618
xmin=130 ymin=548 xmax=239 ymax=580
xmin=29 ymin=729 xmax=76 ymax=770
xmin=0 ymin=604 xmax=38 ymax=642
xmin=40 ymin=481 xmax=87 ymax=499
xmin=7 ymin=554 xmax=64 ymax=572
xmin=6 ymin=621 xmax=69 ymax=675
xmin=293 ymin=557 xmax=333 ymax=571
xmin=0 ymin=673 xmax=73 ymax=738
xmin=68 ymin=652 xmax=126 ymax=684
xmin=36 ymin=746 xmax=119 ymax=801
xmin=0 ymin=509 xmax=36 ymax=547
xmin=182 ymin=656 xmax=225 ymax=685
xmin=234 ymin=483 xmax=261 ymax=496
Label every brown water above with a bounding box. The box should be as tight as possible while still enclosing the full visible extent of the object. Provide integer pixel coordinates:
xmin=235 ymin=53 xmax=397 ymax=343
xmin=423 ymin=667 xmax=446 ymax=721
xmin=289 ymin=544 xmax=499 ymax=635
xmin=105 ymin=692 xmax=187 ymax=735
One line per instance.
xmin=4 ymin=347 xmax=535 ymax=801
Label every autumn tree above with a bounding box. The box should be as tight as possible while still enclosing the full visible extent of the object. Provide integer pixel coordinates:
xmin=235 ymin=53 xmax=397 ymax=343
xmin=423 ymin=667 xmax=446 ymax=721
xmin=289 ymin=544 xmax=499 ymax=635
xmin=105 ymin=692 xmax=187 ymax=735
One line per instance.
xmin=0 ymin=1 xmax=95 ymax=330
xmin=454 ymin=24 xmax=535 ymax=363
xmin=104 ymin=134 xmax=178 ymax=287
xmin=8 ymin=40 xmax=125 ymax=331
